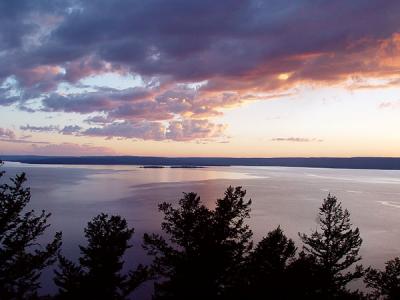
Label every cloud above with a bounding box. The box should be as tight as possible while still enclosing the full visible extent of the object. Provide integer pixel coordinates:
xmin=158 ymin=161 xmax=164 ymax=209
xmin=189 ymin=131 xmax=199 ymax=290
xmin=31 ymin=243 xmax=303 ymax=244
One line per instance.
xmin=0 ymin=138 xmax=49 ymax=145
xmin=379 ymin=100 xmax=400 ymax=109
xmin=59 ymin=125 xmax=82 ymax=135
xmin=30 ymin=142 xmax=116 ymax=156
xmin=41 ymin=86 xmax=152 ymax=114
xmin=0 ymin=127 xmax=50 ymax=144
xmin=0 ymin=127 xmax=16 ymax=139
xmin=83 ymin=119 xmax=225 ymax=142
xmin=271 ymin=137 xmax=323 ymax=143
xmin=20 ymin=124 xmax=59 ymax=132
xmin=83 ymin=121 xmax=166 ymax=141
xmin=20 ymin=124 xmax=82 ymax=135
xmin=19 ymin=117 xmax=226 ymax=142
xmin=1 ymin=1 xmax=400 ymax=141
xmin=84 ymin=115 xmax=110 ymax=125
xmin=166 ymin=119 xmax=226 ymax=141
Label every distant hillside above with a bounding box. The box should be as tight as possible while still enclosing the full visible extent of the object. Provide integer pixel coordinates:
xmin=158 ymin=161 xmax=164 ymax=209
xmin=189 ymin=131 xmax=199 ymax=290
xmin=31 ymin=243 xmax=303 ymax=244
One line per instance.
xmin=2 ymin=155 xmax=400 ymax=170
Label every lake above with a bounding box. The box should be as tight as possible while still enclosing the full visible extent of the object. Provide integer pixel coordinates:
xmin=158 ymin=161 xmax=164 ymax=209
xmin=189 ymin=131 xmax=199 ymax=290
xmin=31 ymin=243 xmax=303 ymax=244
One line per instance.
xmin=2 ymin=161 xmax=400 ymax=298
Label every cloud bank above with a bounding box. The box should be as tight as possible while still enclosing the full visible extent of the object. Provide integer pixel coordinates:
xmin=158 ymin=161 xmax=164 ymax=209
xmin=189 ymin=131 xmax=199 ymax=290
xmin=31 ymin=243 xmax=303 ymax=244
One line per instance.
xmin=1 ymin=0 xmax=400 ymax=141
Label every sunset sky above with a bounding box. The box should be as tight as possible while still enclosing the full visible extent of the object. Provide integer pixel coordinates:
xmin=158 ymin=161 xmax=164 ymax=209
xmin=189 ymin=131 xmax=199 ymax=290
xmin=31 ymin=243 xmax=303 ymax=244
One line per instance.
xmin=1 ymin=0 xmax=400 ymax=157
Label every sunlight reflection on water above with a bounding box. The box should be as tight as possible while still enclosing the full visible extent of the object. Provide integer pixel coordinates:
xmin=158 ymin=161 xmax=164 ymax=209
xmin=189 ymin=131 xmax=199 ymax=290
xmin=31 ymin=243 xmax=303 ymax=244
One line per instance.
xmin=2 ymin=162 xmax=400 ymax=298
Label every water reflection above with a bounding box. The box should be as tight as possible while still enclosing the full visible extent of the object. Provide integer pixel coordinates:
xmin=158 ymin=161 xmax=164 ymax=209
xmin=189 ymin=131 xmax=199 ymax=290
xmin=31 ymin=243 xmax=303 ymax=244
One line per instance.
xmin=2 ymin=162 xmax=400 ymax=298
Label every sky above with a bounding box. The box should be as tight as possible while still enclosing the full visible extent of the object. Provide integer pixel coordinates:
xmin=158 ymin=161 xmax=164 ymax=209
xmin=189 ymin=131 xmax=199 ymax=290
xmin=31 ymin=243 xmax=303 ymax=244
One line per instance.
xmin=1 ymin=0 xmax=400 ymax=157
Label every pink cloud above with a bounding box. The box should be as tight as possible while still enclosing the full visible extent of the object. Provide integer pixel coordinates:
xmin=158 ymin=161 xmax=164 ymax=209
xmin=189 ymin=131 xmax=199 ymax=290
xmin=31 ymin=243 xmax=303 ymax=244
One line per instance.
xmin=31 ymin=142 xmax=116 ymax=156
xmin=0 ymin=128 xmax=16 ymax=139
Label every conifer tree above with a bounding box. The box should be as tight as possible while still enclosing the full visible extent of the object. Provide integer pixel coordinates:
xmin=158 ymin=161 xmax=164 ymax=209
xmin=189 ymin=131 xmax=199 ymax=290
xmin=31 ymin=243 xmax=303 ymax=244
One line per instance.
xmin=143 ymin=186 xmax=253 ymax=300
xmin=299 ymin=194 xmax=363 ymax=297
xmin=365 ymin=257 xmax=400 ymax=300
xmin=55 ymin=213 xmax=149 ymax=300
xmin=0 ymin=162 xmax=62 ymax=299
xmin=242 ymin=226 xmax=296 ymax=299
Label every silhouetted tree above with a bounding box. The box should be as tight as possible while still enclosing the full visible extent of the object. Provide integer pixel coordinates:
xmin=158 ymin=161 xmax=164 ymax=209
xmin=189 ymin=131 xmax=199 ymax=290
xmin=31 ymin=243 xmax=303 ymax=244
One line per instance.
xmin=54 ymin=213 xmax=149 ymax=300
xmin=284 ymin=250 xmax=326 ymax=299
xmin=365 ymin=257 xmax=400 ymax=299
xmin=238 ymin=226 xmax=296 ymax=299
xmin=143 ymin=186 xmax=253 ymax=300
xmin=299 ymin=194 xmax=363 ymax=298
xmin=0 ymin=161 xmax=62 ymax=300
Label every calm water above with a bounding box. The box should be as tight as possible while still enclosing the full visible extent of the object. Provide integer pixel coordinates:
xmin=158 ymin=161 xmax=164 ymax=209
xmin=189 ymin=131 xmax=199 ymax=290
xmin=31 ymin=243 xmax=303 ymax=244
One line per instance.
xmin=2 ymin=162 xmax=400 ymax=297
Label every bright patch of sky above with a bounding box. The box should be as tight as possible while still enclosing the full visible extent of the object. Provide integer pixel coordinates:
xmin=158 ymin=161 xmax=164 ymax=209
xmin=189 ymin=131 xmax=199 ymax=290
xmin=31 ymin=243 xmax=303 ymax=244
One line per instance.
xmin=80 ymin=73 xmax=144 ymax=90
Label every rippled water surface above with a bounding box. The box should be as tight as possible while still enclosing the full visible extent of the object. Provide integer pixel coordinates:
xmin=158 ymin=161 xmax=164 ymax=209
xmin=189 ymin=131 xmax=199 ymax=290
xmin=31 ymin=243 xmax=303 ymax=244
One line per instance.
xmin=3 ymin=162 xmax=400 ymax=297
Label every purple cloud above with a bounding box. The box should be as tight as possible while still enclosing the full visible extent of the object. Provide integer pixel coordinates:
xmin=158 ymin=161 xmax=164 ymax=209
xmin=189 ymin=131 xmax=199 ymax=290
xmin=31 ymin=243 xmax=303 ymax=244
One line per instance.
xmin=83 ymin=119 xmax=225 ymax=142
xmin=0 ymin=138 xmax=50 ymax=145
xmin=20 ymin=125 xmax=59 ymax=132
xmin=59 ymin=125 xmax=82 ymax=135
xmin=166 ymin=119 xmax=226 ymax=141
xmin=0 ymin=127 xmax=16 ymax=139
xmin=20 ymin=124 xmax=82 ymax=135
xmin=1 ymin=0 xmax=400 ymax=141
xmin=83 ymin=121 xmax=166 ymax=141
xmin=30 ymin=142 xmax=115 ymax=156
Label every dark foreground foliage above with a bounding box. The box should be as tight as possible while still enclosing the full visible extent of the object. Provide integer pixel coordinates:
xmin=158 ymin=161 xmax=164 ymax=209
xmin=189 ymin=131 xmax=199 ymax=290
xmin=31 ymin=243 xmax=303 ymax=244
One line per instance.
xmin=0 ymin=162 xmax=61 ymax=300
xmin=143 ymin=187 xmax=253 ymax=300
xmin=1 ymin=162 xmax=400 ymax=300
xmin=299 ymin=194 xmax=364 ymax=299
xmin=365 ymin=257 xmax=400 ymax=300
xmin=54 ymin=213 xmax=149 ymax=299
xmin=144 ymin=189 xmax=367 ymax=300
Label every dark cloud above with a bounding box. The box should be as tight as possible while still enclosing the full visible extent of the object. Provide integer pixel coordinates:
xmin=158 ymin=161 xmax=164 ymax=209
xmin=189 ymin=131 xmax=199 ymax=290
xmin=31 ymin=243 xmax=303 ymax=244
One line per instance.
xmin=33 ymin=0 xmax=400 ymax=83
xmin=271 ymin=137 xmax=323 ymax=143
xmin=59 ymin=125 xmax=82 ymax=135
xmin=84 ymin=115 xmax=110 ymax=125
xmin=1 ymin=0 xmax=400 ymax=141
xmin=41 ymin=86 xmax=151 ymax=113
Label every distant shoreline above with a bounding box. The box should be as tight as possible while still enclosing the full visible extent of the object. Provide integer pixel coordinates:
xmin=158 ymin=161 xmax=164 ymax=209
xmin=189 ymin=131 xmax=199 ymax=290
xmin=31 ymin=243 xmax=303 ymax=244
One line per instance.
xmin=2 ymin=155 xmax=400 ymax=170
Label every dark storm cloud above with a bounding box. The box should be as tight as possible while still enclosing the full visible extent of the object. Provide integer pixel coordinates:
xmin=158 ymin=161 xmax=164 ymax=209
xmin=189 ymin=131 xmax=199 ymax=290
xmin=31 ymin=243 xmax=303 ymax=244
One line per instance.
xmin=35 ymin=0 xmax=400 ymax=81
xmin=1 ymin=0 xmax=400 ymax=140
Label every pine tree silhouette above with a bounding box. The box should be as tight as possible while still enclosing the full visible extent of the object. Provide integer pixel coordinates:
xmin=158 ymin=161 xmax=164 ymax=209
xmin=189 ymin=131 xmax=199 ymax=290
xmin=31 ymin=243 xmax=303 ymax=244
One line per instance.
xmin=240 ymin=226 xmax=297 ymax=299
xmin=0 ymin=162 xmax=62 ymax=299
xmin=365 ymin=257 xmax=400 ymax=300
xmin=55 ymin=213 xmax=149 ymax=300
xmin=299 ymin=194 xmax=363 ymax=298
xmin=143 ymin=186 xmax=253 ymax=300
